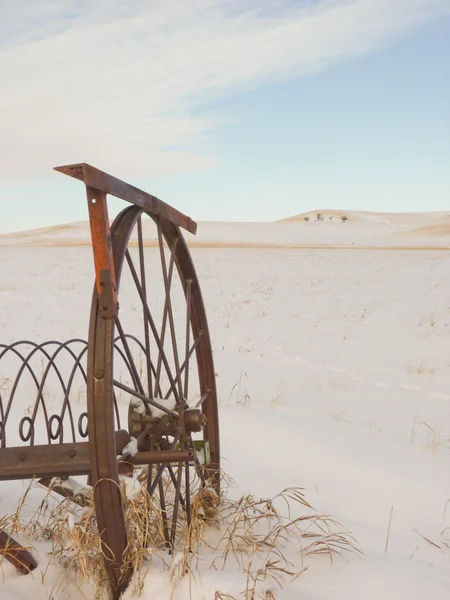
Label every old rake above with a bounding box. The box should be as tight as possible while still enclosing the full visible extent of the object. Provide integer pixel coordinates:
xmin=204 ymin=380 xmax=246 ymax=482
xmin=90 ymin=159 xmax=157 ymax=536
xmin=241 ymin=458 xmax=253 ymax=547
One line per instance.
xmin=0 ymin=164 xmax=220 ymax=598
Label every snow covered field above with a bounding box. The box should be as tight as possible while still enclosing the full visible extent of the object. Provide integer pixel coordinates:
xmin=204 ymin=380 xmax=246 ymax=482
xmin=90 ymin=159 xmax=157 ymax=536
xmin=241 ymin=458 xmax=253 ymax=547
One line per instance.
xmin=1 ymin=213 xmax=450 ymax=599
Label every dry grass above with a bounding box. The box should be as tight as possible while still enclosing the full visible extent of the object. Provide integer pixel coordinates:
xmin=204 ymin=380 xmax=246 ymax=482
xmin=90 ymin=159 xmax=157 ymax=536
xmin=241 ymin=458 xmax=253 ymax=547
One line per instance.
xmin=411 ymin=526 xmax=450 ymax=558
xmin=227 ymin=371 xmax=251 ymax=408
xmin=410 ymin=411 xmax=450 ymax=454
xmin=1 ymin=472 xmax=360 ymax=600
xmin=210 ymin=488 xmax=359 ymax=599
xmin=405 ymin=359 xmax=438 ymax=376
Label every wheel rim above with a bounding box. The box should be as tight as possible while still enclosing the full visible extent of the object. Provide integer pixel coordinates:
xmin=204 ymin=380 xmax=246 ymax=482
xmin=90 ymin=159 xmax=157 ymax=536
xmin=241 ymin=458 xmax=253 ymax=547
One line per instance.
xmin=87 ymin=205 xmax=220 ymax=595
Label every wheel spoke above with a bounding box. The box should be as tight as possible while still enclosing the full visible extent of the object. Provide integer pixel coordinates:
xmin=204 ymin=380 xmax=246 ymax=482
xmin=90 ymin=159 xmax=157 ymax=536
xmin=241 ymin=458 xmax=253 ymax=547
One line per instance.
xmin=185 ymin=461 xmax=191 ymax=528
xmin=195 ymin=389 xmax=210 ymax=408
xmin=188 ymin=434 xmax=207 ymax=488
xmin=170 ymin=462 xmax=184 ymax=549
xmin=157 ymin=222 xmax=184 ymax=403
xmin=114 ymin=317 xmax=146 ymax=397
xmin=158 ymin=477 xmax=171 ymax=548
xmin=125 ymin=250 xmax=180 ymax=404
xmin=163 ymin=332 xmax=203 ymax=401
xmin=137 ymin=217 xmax=154 ymax=400
xmin=155 ymin=240 xmax=178 ymax=398
xmin=113 ymin=379 xmax=178 ymax=418
xmin=184 ymin=279 xmax=192 ymax=401
xmin=147 ymin=464 xmax=153 ymax=492
xmin=167 ymin=465 xmax=186 ymax=511
xmin=148 ymin=463 xmax=166 ymax=496
xmin=147 ymin=433 xmax=181 ymax=496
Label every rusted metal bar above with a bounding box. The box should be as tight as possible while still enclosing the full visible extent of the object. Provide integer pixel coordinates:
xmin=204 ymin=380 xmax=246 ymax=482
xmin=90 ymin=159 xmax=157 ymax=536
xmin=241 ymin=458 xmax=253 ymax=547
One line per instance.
xmin=86 ymin=186 xmax=118 ymax=319
xmin=0 ymin=442 xmax=90 ymax=480
xmin=128 ymin=449 xmax=195 ymax=465
xmin=38 ymin=477 xmax=91 ymax=507
xmin=0 ymin=530 xmax=37 ymax=574
xmin=54 ymin=163 xmax=197 ymax=235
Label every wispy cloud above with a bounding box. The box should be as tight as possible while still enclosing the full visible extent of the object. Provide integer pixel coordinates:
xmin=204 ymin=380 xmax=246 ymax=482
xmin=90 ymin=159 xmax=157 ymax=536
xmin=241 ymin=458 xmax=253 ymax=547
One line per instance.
xmin=1 ymin=0 xmax=448 ymax=179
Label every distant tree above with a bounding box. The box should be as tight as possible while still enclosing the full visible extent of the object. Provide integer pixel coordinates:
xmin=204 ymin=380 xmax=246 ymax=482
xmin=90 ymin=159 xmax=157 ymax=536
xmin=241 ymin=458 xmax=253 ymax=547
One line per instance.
xmin=329 ymin=216 xmax=333 ymax=221
xmin=341 ymin=215 xmax=348 ymax=222
xmin=316 ymin=213 xmax=323 ymax=222
xmin=304 ymin=216 xmax=310 ymax=222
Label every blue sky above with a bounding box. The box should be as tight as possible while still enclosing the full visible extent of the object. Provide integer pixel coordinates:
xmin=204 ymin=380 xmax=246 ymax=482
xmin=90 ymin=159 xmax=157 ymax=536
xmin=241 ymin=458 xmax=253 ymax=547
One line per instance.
xmin=0 ymin=1 xmax=449 ymax=232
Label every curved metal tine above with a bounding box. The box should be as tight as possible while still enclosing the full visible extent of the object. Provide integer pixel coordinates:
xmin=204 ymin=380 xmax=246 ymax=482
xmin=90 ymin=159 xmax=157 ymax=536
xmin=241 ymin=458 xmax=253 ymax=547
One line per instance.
xmin=0 ymin=345 xmax=44 ymax=446
xmin=113 ymin=339 xmax=150 ymax=419
xmin=163 ymin=333 xmax=203 ymax=401
xmin=183 ymin=279 xmax=192 ymax=402
xmin=137 ymin=216 xmax=153 ymax=400
xmin=154 ymin=238 xmax=178 ymax=398
xmin=32 ymin=340 xmax=89 ymax=444
xmin=114 ymin=317 xmax=146 ymax=396
xmin=157 ymin=221 xmax=184 ymax=403
xmin=125 ymin=250 xmax=180 ymax=405
xmin=2 ymin=340 xmax=88 ymax=445
xmin=1 ymin=342 xmax=61 ymax=444
xmin=0 ymin=342 xmax=53 ymax=431
xmin=35 ymin=340 xmax=88 ymax=441
xmin=57 ymin=343 xmax=89 ymax=442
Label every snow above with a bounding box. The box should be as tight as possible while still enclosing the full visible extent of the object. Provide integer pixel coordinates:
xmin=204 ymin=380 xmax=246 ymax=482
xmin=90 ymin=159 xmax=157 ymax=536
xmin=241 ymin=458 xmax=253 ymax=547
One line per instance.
xmin=1 ymin=215 xmax=450 ymax=599
xmin=120 ymin=475 xmax=142 ymax=501
xmin=51 ymin=477 xmax=91 ymax=499
xmin=130 ymin=398 xmax=147 ymax=416
xmin=149 ymin=397 xmax=178 ymax=419
xmin=1 ymin=209 xmax=450 ymax=250
xmin=120 ymin=437 xmax=139 ymax=459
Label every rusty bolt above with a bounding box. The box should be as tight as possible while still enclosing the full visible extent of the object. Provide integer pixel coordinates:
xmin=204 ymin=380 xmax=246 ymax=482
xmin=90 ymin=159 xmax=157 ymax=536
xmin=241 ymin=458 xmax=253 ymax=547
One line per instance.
xmin=68 ymin=449 xmax=76 ymax=458
xmin=19 ymin=453 xmax=26 ymax=462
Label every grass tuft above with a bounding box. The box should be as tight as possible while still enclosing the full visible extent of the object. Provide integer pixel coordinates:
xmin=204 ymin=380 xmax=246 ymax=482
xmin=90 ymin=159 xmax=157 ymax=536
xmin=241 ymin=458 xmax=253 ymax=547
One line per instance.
xmin=1 ymin=472 xmax=360 ymax=599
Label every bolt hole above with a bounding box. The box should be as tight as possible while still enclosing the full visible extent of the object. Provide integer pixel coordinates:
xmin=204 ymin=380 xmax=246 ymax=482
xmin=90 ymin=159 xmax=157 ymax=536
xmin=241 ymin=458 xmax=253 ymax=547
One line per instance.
xmin=92 ymin=199 xmax=96 ymax=203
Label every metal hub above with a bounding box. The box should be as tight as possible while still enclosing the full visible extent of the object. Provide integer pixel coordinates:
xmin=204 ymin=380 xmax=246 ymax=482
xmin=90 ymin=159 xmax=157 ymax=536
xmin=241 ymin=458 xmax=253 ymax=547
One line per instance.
xmin=128 ymin=401 xmax=207 ymax=450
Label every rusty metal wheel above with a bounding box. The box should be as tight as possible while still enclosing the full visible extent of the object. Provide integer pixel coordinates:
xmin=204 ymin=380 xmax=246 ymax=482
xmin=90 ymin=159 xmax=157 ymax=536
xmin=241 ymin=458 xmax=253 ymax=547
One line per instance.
xmin=87 ymin=205 xmax=220 ymax=596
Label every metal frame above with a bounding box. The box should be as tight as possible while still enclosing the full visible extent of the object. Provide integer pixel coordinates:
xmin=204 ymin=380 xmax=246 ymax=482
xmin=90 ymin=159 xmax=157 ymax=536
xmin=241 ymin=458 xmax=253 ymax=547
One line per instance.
xmin=0 ymin=164 xmax=215 ymax=584
xmin=0 ymin=164 xmax=199 ymax=480
xmin=54 ymin=163 xmax=197 ymax=234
